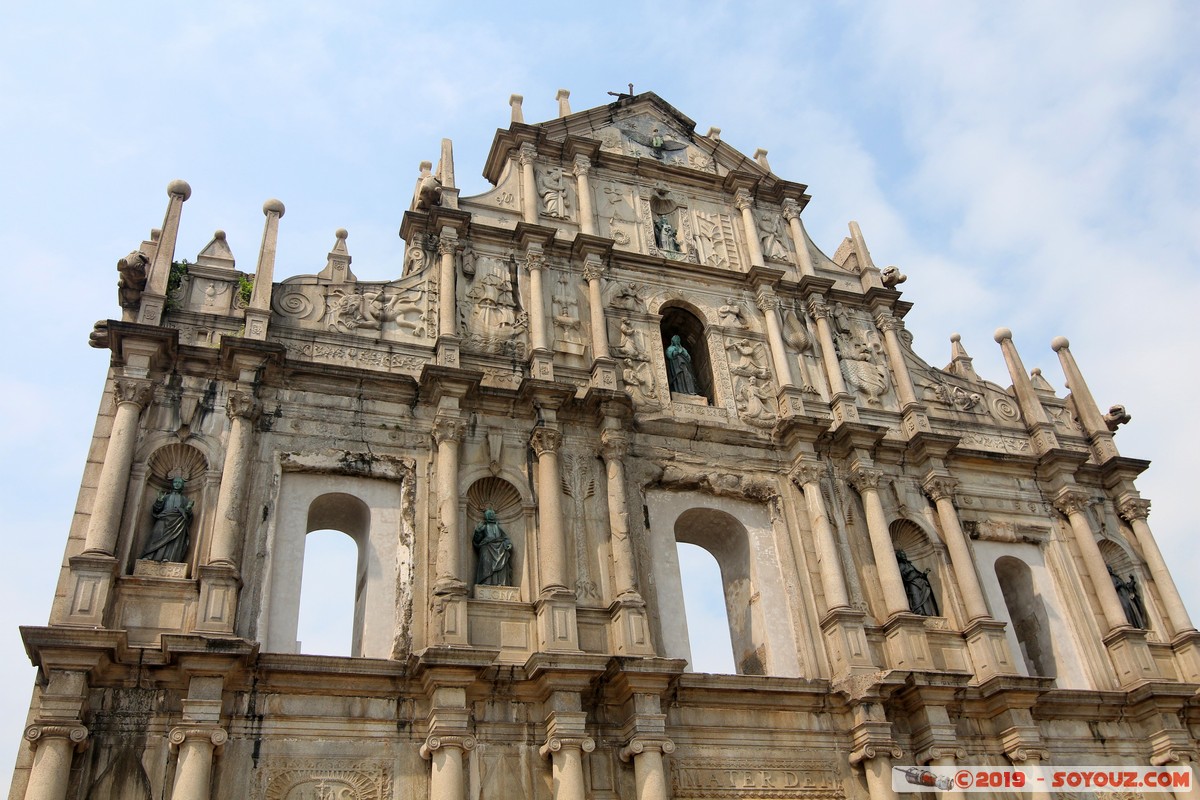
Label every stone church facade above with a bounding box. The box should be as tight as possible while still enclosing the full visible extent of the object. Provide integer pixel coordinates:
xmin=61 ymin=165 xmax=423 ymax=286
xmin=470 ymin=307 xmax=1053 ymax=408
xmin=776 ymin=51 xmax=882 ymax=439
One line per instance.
xmin=11 ymin=91 xmax=1200 ymax=800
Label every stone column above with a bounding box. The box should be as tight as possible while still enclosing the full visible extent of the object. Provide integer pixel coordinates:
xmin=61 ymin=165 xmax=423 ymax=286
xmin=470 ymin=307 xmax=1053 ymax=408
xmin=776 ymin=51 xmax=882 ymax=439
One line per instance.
xmin=782 ymin=199 xmax=815 ymax=277
xmin=850 ymin=466 xmax=910 ymax=618
xmin=755 ymin=288 xmax=795 ymax=388
xmin=1054 ymin=488 xmax=1129 ymax=633
xmin=207 ymin=391 xmax=258 ymax=568
xmin=82 ymin=378 xmax=152 ymax=555
xmin=22 ymin=724 xmax=88 ymax=800
xmin=520 ymin=143 xmax=538 ymax=224
xmin=1118 ymin=498 xmax=1195 ymax=635
xmin=540 ymin=711 xmax=595 ymax=800
xmin=806 ymin=295 xmax=850 ymax=398
xmin=244 ymin=199 xmax=285 ymax=340
xmin=1052 ymin=336 xmax=1119 ymax=462
xmin=583 ymin=256 xmax=608 ymax=359
xmin=168 ymin=727 xmax=227 ymax=800
xmin=525 ymin=246 xmax=548 ymax=352
xmin=922 ymin=476 xmax=989 ymax=621
xmin=531 ymin=426 xmax=568 ymax=595
xmin=849 ymin=745 xmax=902 ymax=800
xmin=138 ymin=179 xmax=191 ymax=326
xmin=1006 ymin=748 xmax=1053 ymax=800
xmin=620 ymin=739 xmax=675 ymax=800
xmin=734 ymin=189 xmax=765 ymax=268
xmin=601 ymin=430 xmax=638 ymax=601
xmin=438 ymin=228 xmax=458 ymax=339
xmin=421 ymin=735 xmax=475 ymax=800
xmin=875 ymin=313 xmax=918 ymax=409
xmin=573 ymin=156 xmax=595 ymax=236
xmin=791 ymin=463 xmax=849 ymax=611
xmin=432 ymin=415 xmax=467 ymax=596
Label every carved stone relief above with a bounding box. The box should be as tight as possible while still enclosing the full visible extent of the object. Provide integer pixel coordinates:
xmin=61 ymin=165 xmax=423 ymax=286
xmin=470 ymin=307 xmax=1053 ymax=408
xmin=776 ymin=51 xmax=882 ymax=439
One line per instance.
xmin=759 ymin=212 xmax=792 ymax=263
xmin=560 ymin=449 xmax=599 ymax=602
xmin=600 ymin=184 xmax=638 ymax=247
xmin=690 ymin=210 xmax=740 ymax=269
xmin=461 ymin=256 xmax=525 ymax=357
xmin=255 ymin=757 xmax=393 ymax=800
xmin=551 ymin=272 xmax=585 ymax=355
xmin=537 ymin=166 xmax=571 ymax=220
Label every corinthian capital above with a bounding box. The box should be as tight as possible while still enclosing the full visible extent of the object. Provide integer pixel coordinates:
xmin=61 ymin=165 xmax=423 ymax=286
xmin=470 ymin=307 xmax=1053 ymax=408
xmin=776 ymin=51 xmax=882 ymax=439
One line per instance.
xmin=922 ymin=475 xmax=959 ymax=503
xmin=572 ymin=155 xmax=591 ymax=177
xmin=790 ymin=461 xmax=824 ymax=488
xmin=112 ymin=378 xmax=152 ymax=408
xmin=781 ymin=198 xmax=801 ymax=222
xmin=875 ymin=313 xmax=904 ymax=334
xmin=1117 ymin=497 xmax=1151 ymax=522
xmin=1052 ymin=487 xmax=1092 ymax=517
xmin=530 ymin=426 xmax=562 ymax=457
xmin=755 ymin=288 xmax=780 ymax=312
xmin=437 ymin=235 xmax=458 ymax=257
xmin=432 ymin=415 xmax=466 ymax=445
xmin=806 ymin=295 xmax=830 ymax=320
xmin=582 ymin=257 xmax=605 ymax=282
xmin=733 ymin=188 xmax=753 ymax=212
xmin=524 ymin=248 xmax=546 ymax=272
xmin=849 ymin=466 xmax=882 ymax=493
xmin=518 ymin=143 xmax=537 ymax=167
xmin=226 ymin=390 xmax=258 ymax=420
xmin=600 ymin=429 xmax=629 ymax=460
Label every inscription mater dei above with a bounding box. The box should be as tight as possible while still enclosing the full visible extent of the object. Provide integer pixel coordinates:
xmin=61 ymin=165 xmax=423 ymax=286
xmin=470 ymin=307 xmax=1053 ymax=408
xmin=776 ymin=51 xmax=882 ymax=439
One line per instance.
xmin=673 ymin=760 xmax=843 ymax=799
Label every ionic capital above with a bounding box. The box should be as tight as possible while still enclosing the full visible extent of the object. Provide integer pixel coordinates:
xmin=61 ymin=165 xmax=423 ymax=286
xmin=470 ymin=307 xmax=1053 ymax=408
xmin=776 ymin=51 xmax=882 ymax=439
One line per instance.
xmin=1052 ymin=487 xmax=1092 ymax=518
xmin=618 ymin=737 xmax=676 ymax=762
xmin=849 ymin=466 xmax=882 ymax=493
xmin=915 ymin=745 xmax=968 ymax=765
xmin=733 ymin=188 xmax=753 ymax=212
xmin=530 ymin=426 xmax=562 ymax=457
xmin=168 ymin=725 xmax=228 ymax=752
xmin=848 ymin=743 xmax=903 ymax=766
xmin=781 ymin=198 xmax=801 ymax=222
xmin=518 ymin=143 xmax=537 ymax=167
xmin=24 ymin=723 xmax=88 ymax=751
xmin=432 ymin=415 xmax=466 ymax=445
xmin=1004 ymin=746 xmax=1050 ymax=765
xmin=226 ymin=390 xmax=258 ymax=421
xmin=1117 ymin=497 xmax=1151 ymax=523
xmin=420 ymin=734 xmax=477 ymax=760
xmin=600 ymin=429 xmax=629 ymax=461
xmin=113 ymin=378 xmax=152 ymax=408
xmin=922 ymin=475 xmax=959 ymax=504
xmin=572 ymin=155 xmax=591 ymax=177
xmin=539 ymin=735 xmax=596 ymax=759
xmin=755 ymin=288 xmax=780 ymax=312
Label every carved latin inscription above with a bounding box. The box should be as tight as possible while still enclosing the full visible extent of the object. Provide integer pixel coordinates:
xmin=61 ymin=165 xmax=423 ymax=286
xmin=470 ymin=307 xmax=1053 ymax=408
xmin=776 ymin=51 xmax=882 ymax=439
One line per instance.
xmin=673 ymin=759 xmax=844 ymax=798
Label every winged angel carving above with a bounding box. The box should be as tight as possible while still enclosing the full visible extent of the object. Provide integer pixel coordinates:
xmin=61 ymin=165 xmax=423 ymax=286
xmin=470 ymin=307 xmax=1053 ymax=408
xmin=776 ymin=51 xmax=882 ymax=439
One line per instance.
xmin=618 ymin=125 xmax=689 ymax=160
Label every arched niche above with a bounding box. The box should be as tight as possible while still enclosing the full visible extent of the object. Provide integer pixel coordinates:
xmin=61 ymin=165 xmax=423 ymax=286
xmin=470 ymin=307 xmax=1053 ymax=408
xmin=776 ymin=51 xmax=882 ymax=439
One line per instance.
xmin=127 ymin=442 xmax=209 ymax=575
xmin=465 ymin=476 xmax=527 ymax=596
xmin=995 ymin=555 xmax=1056 ymax=678
xmin=890 ymin=519 xmax=944 ymax=618
xmin=1099 ymin=539 xmax=1151 ymax=631
xmin=659 ymin=304 xmax=715 ymax=404
xmin=260 ymin=473 xmax=406 ymax=659
xmin=645 ymin=489 xmax=803 ymax=677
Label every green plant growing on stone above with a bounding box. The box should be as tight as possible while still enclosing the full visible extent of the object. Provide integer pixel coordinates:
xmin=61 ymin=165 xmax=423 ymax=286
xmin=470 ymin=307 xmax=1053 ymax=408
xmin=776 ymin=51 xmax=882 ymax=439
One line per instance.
xmin=238 ymin=274 xmax=254 ymax=306
xmin=165 ymin=259 xmax=190 ymax=311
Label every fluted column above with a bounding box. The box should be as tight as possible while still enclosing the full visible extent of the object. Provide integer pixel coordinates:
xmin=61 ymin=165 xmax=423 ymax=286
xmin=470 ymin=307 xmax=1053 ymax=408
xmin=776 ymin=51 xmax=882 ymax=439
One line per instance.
xmin=421 ymin=735 xmax=475 ymax=800
xmin=138 ymin=179 xmax=191 ymax=326
xmin=519 ymin=143 xmax=538 ymax=224
xmin=807 ymin=295 xmax=848 ymax=397
xmin=207 ymin=391 xmax=258 ymax=567
xmin=875 ymin=312 xmax=918 ymax=409
xmin=525 ymin=246 xmax=548 ymax=352
xmin=791 ymin=463 xmax=849 ymax=611
xmin=244 ymin=199 xmax=285 ymax=340
xmin=850 ymin=466 xmax=909 ymax=618
xmin=437 ymin=229 xmax=458 ymax=339
xmin=620 ymin=739 xmax=675 ymax=800
xmin=782 ymin=199 xmax=815 ymax=277
xmin=433 ymin=415 xmax=467 ymax=595
xmin=531 ymin=426 xmax=568 ymax=594
xmin=169 ymin=727 xmax=227 ymax=800
xmin=1054 ymin=488 xmax=1129 ymax=633
xmin=22 ymin=724 xmax=87 ymax=800
xmin=734 ymin=189 xmax=765 ymax=268
xmin=923 ymin=476 xmax=990 ymax=621
xmin=1119 ymin=498 xmax=1195 ymax=635
xmin=573 ymin=156 xmax=595 ymax=236
xmin=583 ymin=256 xmax=608 ymax=360
xmin=755 ymin=288 xmax=795 ymax=388
xmin=601 ymin=430 xmax=639 ymax=600
xmin=82 ymin=378 xmax=151 ymax=554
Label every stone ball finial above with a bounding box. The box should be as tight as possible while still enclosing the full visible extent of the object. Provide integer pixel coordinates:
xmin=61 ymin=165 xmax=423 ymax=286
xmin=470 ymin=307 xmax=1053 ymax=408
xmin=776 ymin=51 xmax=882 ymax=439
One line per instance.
xmin=335 ymin=228 xmax=348 ymax=240
xmin=214 ymin=229 xmax=226 ymax=240
xmin=167 ymin=179 xmax=192 ymax=201
xmin=1051 ymin=336 xmax=1070 ymax=352
xmin=263 ymin=198 xmax=286 ymax=217
xmin=1031 ymin=367 xmax=1042 ymax=377
xmin=950 ymin=333 xmax=961 ymax=343
xmin=994 ymin=327 xmax=1012 ymax=343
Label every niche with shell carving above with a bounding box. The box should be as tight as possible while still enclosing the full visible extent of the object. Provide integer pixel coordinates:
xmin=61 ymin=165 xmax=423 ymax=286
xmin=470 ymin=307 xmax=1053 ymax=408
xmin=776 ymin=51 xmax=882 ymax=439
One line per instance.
xmin=128 ymin=443 xmax=209 ymax=576
xmin=465 ymin=477 xmax=528 ymax=597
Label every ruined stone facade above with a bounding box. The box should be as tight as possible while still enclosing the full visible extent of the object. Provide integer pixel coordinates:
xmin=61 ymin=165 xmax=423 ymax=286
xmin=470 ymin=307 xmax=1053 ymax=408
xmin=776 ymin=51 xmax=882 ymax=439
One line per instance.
xmin=12 ymin=91 xmax=1200 ymax=800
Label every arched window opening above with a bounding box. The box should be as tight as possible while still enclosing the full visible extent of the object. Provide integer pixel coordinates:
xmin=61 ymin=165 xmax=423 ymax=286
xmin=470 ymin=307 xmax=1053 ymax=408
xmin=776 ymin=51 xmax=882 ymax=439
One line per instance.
xmin=676 ymin=542 xmax=736 ymax=674
xmin=296 ymin=529 xmax=360 ymax=657
xmin=995 ymin=556 xmax=1056 ymax=678
xmin=890 ymin=520 xmax=942 ymax=617
xmin=660 ymin=306 xmax=714 ymax=404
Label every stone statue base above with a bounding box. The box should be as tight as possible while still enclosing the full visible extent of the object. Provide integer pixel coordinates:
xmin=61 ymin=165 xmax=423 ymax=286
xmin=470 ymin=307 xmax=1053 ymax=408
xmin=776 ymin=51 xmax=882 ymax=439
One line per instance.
xmin=475 ymin=585 xmax=520 ymax=602
xmin=133 ymin=559 xmax=188 ymax=579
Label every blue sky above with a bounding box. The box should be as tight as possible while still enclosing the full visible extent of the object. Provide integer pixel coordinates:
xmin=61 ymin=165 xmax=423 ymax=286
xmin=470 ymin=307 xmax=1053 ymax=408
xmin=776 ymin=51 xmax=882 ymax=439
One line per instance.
xmin=2 ymin=0 xmax=1198 ymax=777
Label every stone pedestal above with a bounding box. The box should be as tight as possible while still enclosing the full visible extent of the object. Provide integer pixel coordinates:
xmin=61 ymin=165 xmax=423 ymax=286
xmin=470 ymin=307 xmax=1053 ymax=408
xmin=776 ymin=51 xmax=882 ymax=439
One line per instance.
xmin=610 ymin=598 xmax=654 ymax=656
xmin=820 ymin=607 xmax=876 ymax=677
xmin=193 ymin=563 xmax=240 ymax=635
xmin=536 ymin=595 xmax=580 ymax=652
xmin=883 ymin=613 xmax=935 ymax=672
xmin=1104 ymin=626 xmax=1159 ymax=686
xmin=1171 ymin=630 xmax=1200 ymax=683
xmin=964 ymin=617 xmax=1019 ymax=682
xmin=63 ymin=553 xmax=118 ymax=627
xmin=776 ymin=385 xmax=809 ymax=418
xmin=590 ymin=356 xmax=619 ymax=392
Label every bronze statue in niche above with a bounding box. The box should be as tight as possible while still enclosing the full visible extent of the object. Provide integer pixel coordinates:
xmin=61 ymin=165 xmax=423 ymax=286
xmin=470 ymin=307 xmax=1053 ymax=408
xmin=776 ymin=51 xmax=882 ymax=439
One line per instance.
xmin=140 ymin=477 xmax=194 ymax=563
xmin=473 ymin=508 xmax=513 ymax=586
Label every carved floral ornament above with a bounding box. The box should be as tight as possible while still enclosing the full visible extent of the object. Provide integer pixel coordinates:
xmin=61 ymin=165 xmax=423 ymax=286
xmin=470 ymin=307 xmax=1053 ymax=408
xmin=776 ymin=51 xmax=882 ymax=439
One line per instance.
xmin=755 ymin=289 xmax=780 ymax=312
xmin=437 ymin=236 xmax=457 ymax=257
xmin=807 ymin=295 xmax=831 ymax=320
